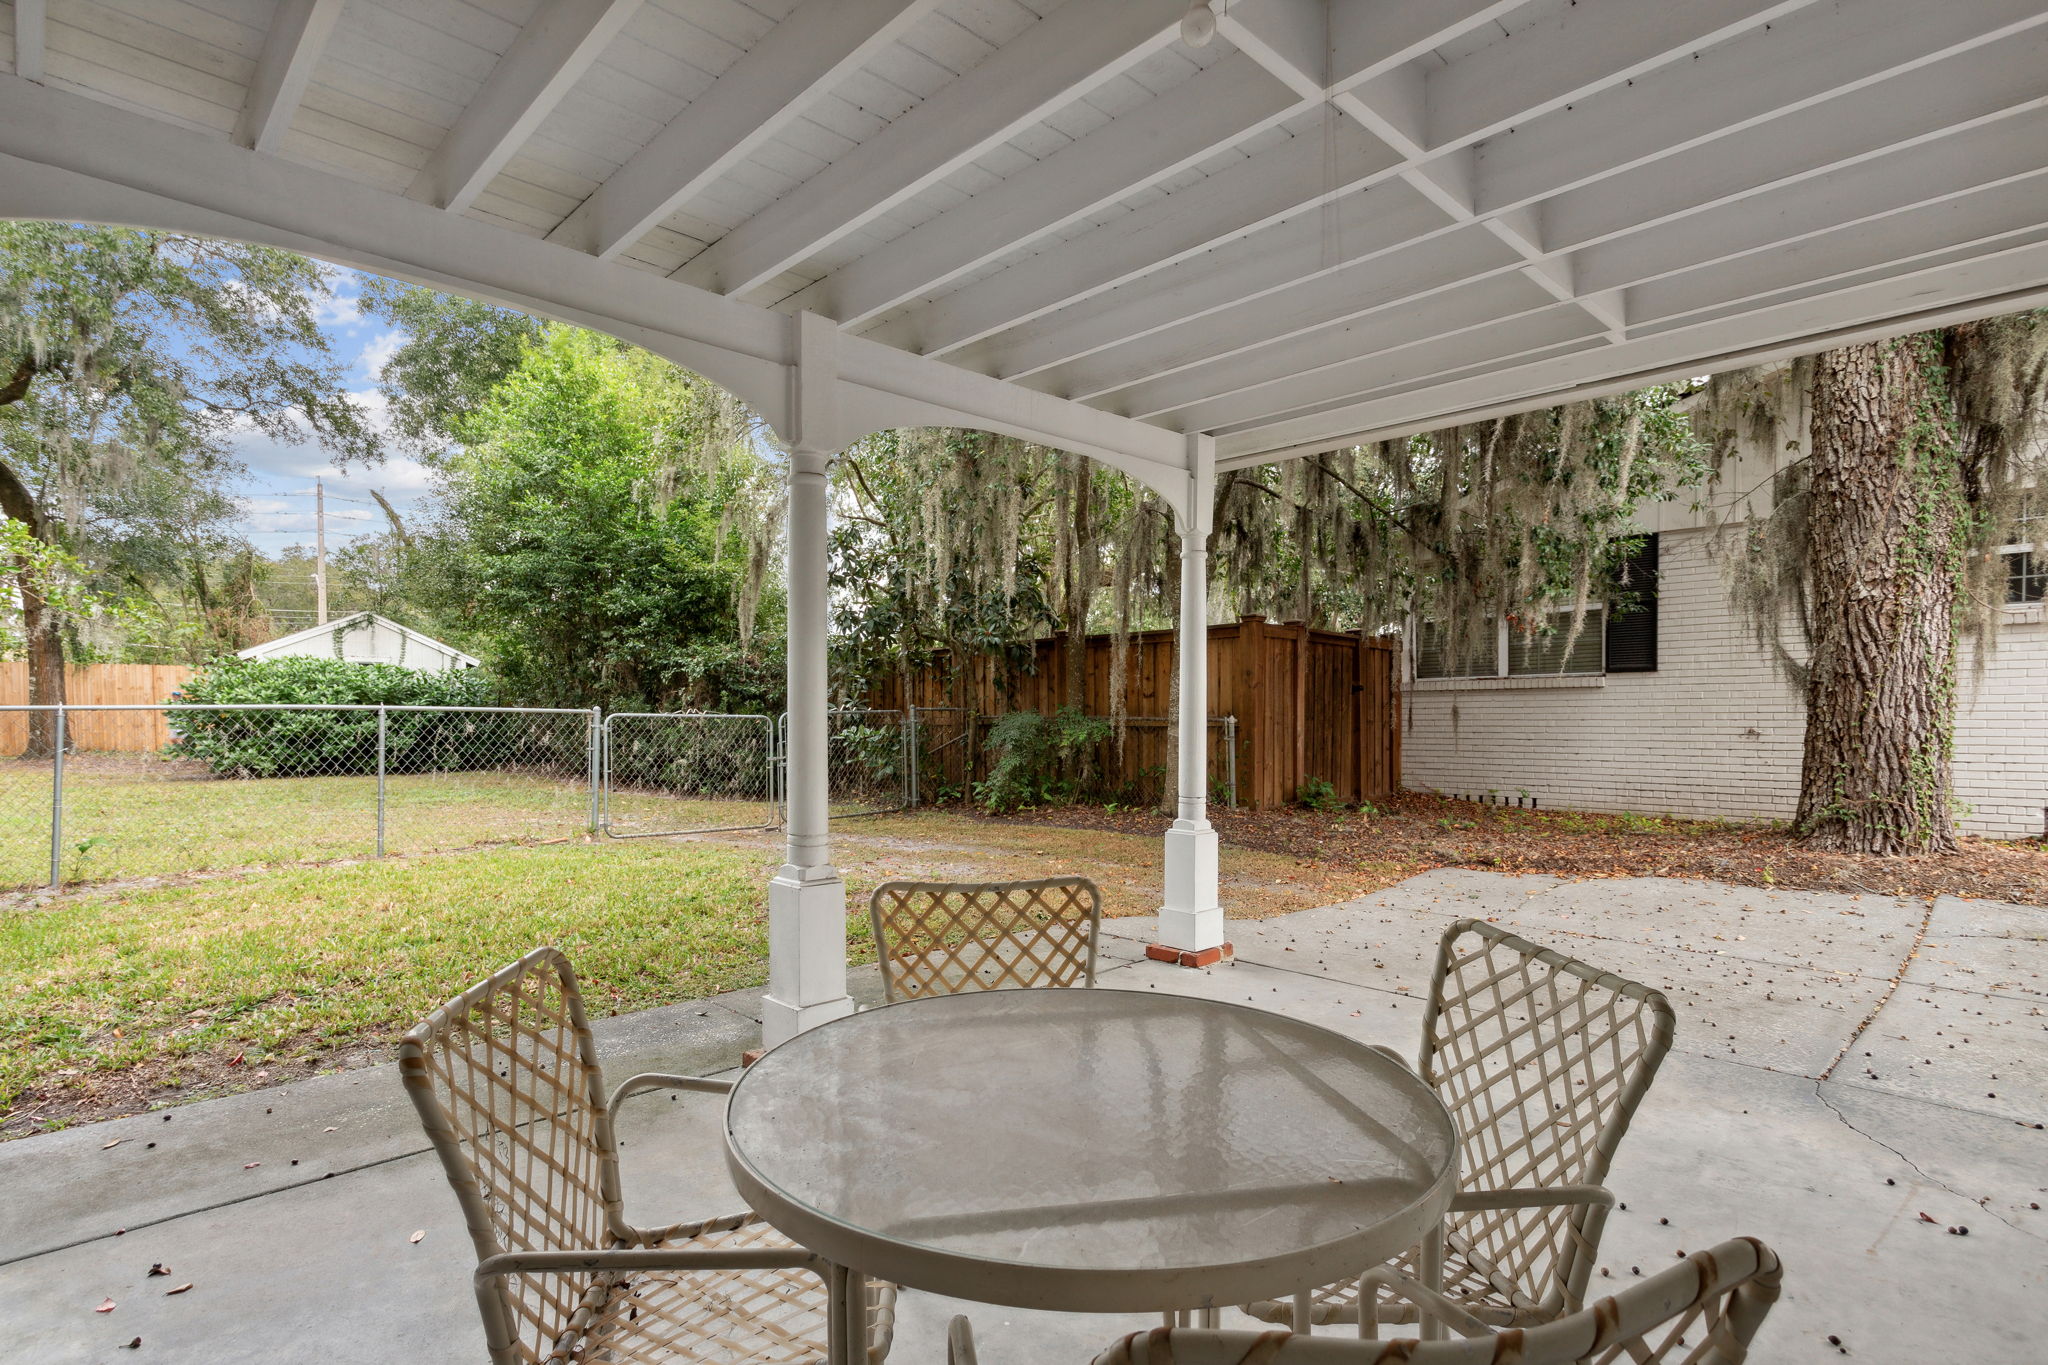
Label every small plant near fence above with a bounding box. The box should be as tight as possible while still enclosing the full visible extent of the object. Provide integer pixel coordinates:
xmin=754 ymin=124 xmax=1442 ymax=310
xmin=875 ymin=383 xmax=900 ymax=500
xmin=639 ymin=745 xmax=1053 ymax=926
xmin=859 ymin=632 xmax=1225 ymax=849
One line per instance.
xmin=1296 ymin=775 xmax=1342 ymax=812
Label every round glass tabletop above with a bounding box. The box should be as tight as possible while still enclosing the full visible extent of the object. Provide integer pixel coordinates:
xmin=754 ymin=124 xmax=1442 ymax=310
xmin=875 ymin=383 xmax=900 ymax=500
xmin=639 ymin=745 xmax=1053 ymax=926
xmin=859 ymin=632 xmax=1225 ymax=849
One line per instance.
xmin=724 ymin=988 xmax=1459 ymax=1313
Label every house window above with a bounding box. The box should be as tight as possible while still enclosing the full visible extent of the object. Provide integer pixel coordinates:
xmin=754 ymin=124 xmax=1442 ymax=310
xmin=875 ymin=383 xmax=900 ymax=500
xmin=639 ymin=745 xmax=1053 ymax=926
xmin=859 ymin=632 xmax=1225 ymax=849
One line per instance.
xmin=1507 ymin=609 xmax=1605 ymax=675
xmin=1413 ymin=618 xmax=1499 ymax=680
xmin=1603 ymin=533 xmax=1659 ymax=672
xmin=2006 ymin=501 xmax=2043 ymax=604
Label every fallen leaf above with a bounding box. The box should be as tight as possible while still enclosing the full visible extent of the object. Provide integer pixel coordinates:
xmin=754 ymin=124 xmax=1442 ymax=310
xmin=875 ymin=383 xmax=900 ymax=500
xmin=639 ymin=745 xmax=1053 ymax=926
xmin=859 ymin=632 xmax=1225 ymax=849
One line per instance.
xmin=243 ymin=1162 xmax=261 ymax=1170
xmin=1917 ymin=1211 xmax=1938 ymax=1224
xmin=165 ymin=1283 xmax=193 ymax=1296
xmin=409 ymin=1229 xmax=426 ymax=1244
xmin=146 ymin=1264 xmax=169 ymax=1278
xmin=102 ymin=1138 xmax=123 ymax=1150
xmin=94 ymin=1298 xmax=117 ymax=1314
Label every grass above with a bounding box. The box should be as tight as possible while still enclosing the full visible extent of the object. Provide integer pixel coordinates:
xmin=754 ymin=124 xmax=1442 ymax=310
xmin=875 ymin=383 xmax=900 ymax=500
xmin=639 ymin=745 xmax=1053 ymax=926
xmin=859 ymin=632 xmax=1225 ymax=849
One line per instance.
xmin=0 ymin=838 xmax=831 ymax=1120
xmin=0 ymin=758 xmax=790 ymax=890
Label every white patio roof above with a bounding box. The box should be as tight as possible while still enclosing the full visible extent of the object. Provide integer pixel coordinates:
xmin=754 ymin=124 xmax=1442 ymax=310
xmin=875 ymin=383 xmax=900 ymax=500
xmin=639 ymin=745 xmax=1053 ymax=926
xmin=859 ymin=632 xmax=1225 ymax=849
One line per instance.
xmin=6 ymin=0 xmax=2047 ymax=504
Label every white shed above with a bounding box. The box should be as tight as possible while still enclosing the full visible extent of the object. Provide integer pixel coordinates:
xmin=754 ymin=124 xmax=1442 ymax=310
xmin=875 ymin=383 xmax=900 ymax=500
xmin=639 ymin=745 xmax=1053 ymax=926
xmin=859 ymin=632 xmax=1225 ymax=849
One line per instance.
xmin=237 ymin=613 xmax=478 ymax=673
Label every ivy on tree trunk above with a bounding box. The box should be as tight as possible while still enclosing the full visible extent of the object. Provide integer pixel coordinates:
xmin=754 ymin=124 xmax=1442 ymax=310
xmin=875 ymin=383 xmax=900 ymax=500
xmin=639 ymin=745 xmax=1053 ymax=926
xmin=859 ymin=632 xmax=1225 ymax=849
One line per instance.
xmin=1795 ymin=336 xmax=1964 ymax=855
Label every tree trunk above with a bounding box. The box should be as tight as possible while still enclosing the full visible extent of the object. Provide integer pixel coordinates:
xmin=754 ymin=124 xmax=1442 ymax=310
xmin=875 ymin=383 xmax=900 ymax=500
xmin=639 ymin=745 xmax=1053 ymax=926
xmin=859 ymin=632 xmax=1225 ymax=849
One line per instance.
xmin=1795 ymin=336 xmax=1963 ymax=854
xmin=1063 ymin=459 xmax=1091 ymax=712
xmin=0 ymin=457 xmax=64 ymax=757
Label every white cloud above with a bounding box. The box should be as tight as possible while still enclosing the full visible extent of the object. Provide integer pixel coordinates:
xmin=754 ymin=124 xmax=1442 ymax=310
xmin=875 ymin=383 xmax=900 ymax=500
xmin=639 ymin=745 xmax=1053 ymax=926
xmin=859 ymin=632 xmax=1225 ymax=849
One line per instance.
xmin=356 ymin=329 xmax=404 ymax=379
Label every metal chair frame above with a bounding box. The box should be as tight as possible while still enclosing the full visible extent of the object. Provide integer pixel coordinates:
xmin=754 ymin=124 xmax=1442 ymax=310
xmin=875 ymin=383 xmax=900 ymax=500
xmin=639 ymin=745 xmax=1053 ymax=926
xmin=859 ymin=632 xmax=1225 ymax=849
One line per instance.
xmin=868 ymin=876 xmax=1102 ymax=1002
xmin=1247 ymin=917 xmax=1676 ymax=1334
xmin=1057 ymin=1237 xmax=1781 ymax=1364
xmin=400 ymin=946 xmax=895 ymax=1364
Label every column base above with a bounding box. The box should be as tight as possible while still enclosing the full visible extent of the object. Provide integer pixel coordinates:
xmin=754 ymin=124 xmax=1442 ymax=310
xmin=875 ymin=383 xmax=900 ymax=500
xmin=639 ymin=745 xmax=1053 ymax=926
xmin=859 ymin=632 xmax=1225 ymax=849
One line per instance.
xmin=1158 ymin=820 xmax=1225 ymax=952
xmin=1145 ymin=942 xmax=1235 ymax=968
xmin=761 ymin=867 xmax=855 ymax=1048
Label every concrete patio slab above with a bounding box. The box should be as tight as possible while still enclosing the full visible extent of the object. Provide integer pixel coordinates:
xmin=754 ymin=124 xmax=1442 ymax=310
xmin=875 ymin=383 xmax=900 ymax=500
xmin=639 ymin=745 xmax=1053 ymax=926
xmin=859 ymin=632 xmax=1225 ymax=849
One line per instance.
xmin=1908 ymin=896 xmax=2048 ymax=1001
xmin=3 ymin=868 xmax=2044 ymax=1364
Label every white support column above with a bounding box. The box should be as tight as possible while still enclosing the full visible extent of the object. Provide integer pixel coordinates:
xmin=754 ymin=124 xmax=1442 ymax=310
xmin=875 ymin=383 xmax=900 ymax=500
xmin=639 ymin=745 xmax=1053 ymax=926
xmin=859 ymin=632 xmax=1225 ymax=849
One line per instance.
xmin=762 ymin=315 xmax=856 ymax=1047
xmin=1154 ymin=435 xmax=1228 ymax=965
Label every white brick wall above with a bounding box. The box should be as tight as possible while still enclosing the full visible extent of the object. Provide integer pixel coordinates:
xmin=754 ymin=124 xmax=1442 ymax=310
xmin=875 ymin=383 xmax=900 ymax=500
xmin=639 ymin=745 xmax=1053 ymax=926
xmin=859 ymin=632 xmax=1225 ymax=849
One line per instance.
xmin=1402 ymin=525 xmax=2048 ymax=841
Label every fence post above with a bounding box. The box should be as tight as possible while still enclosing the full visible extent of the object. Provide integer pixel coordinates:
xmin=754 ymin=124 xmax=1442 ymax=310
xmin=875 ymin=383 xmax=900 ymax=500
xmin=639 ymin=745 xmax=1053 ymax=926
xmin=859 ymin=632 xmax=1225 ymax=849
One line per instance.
xmin=905 ymin=705 xmax=919 ymax=809
xmin=48 ymin=705 xmax=66 ymax=888
xmin=588 ymin=706 xmax=603 ymax=834
xmin=1225 ymin=714 xmax=1238 ymax=809
xmin=376 ymin=704 xmax=388 ymax=857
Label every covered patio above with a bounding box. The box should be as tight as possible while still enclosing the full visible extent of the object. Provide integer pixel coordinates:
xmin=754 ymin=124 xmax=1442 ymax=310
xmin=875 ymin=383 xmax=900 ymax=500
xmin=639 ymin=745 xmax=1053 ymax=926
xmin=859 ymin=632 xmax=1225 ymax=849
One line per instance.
xmin=4 ymin=0 xmax=2048 ymax=1359
xmin=3 ymin=869 xmax=2043 ymax=1360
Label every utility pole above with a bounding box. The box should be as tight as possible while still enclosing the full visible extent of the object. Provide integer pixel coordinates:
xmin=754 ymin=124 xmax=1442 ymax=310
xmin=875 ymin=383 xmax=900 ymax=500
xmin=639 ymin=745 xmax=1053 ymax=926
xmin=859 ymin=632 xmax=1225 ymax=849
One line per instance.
xmin=314 ymin=476 xmax=329 ymax=624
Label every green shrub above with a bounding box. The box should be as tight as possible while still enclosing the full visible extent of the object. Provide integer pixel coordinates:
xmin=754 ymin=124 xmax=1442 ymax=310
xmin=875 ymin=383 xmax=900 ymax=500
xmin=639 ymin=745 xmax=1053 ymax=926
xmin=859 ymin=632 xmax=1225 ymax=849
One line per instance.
xmin=167 ymin=657 xmax=506 ymax=778
xmin=1296 ymin=775 xmax=1341 ymax=812
xmin=973 ymin=708 xmax=1113 ymax=813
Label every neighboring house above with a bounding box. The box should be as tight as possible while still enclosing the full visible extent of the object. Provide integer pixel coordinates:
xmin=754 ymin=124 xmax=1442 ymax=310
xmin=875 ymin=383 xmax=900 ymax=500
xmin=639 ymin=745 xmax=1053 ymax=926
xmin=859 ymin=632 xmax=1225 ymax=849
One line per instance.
xmin=237 ymin=612 xmax=478 ymax=673
xmin=1402 ymin=410 xmax=2047 ymax=841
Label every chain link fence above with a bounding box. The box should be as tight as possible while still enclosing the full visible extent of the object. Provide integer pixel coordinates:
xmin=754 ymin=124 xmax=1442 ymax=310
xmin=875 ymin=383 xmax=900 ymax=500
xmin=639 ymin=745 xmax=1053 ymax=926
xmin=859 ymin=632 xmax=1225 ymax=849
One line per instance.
xmin=0 ymin=704 xmax=599 ymax=891
xmin=601 ymin=713 xmax=776 ymax=837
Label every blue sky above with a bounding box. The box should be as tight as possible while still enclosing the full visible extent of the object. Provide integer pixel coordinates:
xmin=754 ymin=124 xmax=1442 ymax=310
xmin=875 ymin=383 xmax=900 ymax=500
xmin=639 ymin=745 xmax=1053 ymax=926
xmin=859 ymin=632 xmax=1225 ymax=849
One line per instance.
xmin=226 ymin=265 xmax=436 ymax=556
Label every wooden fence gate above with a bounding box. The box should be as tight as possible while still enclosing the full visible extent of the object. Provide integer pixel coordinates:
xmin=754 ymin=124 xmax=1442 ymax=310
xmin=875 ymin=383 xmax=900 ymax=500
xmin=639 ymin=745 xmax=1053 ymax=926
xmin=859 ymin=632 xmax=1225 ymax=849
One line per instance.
xmin=871 ymin=615 xmax=1399 ymax=809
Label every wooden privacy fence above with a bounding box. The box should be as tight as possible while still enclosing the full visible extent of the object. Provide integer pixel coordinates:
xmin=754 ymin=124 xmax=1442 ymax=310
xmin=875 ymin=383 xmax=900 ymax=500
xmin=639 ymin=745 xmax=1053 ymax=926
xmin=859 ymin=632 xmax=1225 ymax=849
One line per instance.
xmin=0 ymin=663 xmax=196 ymax=756
xmin=870 ymin=616 xmax=1399 ymax=809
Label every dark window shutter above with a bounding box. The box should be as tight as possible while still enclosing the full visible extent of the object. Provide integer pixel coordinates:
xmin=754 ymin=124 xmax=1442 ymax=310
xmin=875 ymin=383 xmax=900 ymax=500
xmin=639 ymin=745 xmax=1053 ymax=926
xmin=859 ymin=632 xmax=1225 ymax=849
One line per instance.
xmin=1604 ymin=533 xmax=1659 ymax=672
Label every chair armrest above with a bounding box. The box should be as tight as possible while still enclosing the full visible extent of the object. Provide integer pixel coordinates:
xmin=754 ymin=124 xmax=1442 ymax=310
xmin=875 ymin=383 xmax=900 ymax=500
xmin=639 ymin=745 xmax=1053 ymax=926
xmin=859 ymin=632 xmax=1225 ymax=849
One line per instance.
xmin=606 ymin=1071 xmax=735 ymax=1120
xmin=1448 ymin=1183 xmax=1614 ymax=1213
xmin=1357 ymin=1267 xmax=1495 ymax=1341
xmin=947 ymin=1315 xmax=979 ymax=1365
xmin=475 ymin=1245 xmax=819 ymax=1284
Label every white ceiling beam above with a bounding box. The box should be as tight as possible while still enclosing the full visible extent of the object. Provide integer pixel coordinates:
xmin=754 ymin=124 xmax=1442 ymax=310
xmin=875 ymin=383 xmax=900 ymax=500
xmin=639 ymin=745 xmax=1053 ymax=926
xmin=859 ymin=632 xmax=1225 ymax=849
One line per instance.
xmin=1066 ymin=110 xmax=2048 ymax=408
xmin=1162 ymin=306 xmax=1608 ymax=433
xmin=1043 ymin=226 xmax=1516 ymax=401
xmin=13 ymin=0 xmax=43 ymax=81
xmin=548 ymin=0 xmax=938 ymax=259
xmin=1101 ymin=272 xmax=1556 ymax=421
xmin=0 ymin=73 xmax=1186 ymax=481
xmin=948 ymin=180 xmax=1457 ymax=380
xmin=1572 ymin=111 xmax=2048 ymax=298
xmin=781 ymin=53 xmax=1300 ymax=328
xmin=869 ymin=118 xmax=1402 ymax=358
xmin=1424 ymin=0 xmax=1815 ymax=150
xmin=1217 ymin=240 xmax=2048 ymax=459
xmin=407 ymin=0 xmax=643 ymax=215
xmin=1474 ymin=0 xmax=2046 ymax=216
xmin=1538 ymin=30 xmax=2048 ymax=254
xmin=235 ymin=0 xmax=344 ymax=155
xmin=1184 ymin=184 xmax=2048 ymax=436
xmin=677 ymin=0 xmax=1188 ymax=299
xmin=1624 ymin=178 xmax=2048 ymax=331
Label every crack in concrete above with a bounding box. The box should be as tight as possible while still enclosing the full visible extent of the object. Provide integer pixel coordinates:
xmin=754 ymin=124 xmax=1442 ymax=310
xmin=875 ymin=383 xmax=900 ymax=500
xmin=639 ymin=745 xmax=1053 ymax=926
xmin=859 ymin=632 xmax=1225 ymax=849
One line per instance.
xmin=1812 ymin=1081 xmax=2038 ymax=1241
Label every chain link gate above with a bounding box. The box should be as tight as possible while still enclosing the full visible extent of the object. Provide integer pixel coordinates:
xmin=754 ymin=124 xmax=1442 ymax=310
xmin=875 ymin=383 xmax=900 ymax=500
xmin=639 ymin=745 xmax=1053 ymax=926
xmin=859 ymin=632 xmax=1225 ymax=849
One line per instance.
xmin=600 ymin=712 xmax=778 ymax=837
xmin=772 ymin=709 xmax=911 ymax=823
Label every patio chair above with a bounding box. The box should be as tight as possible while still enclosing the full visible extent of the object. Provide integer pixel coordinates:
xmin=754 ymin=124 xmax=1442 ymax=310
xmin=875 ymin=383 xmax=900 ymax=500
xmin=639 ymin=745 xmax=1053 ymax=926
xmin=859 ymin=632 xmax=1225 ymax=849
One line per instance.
xmin=962 ymin=1236 xmax=1777 ymax=1364
xmin=1245 ymin=917 xmax=1675 ymax=1334
xmin=400 ymin=946 xmax=896 ymax=1365
xmin=869 ymin=876 xmax=1102 ymax=1002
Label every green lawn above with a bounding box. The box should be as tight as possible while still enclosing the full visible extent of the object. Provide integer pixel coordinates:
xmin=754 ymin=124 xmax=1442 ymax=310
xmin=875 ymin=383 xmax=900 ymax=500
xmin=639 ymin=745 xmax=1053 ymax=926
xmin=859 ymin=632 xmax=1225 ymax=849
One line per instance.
xmin=0 ymin=838 xmax=883 ymax=1118
xmin=0 ymin=759 xmax=780 ymax=890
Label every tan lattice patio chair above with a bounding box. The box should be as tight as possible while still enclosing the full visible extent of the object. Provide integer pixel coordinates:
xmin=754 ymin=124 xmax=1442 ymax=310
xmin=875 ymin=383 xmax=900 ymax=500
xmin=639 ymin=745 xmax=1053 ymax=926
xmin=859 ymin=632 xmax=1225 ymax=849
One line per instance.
xmin=1245 ymin=917 xmax=1676 ymax=1335
xmin=869 ymin=876 xmax=1101 ymax=1002
xmin=400 ymin=947 xmax=896 ymax=1365
xmin=947 ymin=1239 xmax=1779 ymax=1365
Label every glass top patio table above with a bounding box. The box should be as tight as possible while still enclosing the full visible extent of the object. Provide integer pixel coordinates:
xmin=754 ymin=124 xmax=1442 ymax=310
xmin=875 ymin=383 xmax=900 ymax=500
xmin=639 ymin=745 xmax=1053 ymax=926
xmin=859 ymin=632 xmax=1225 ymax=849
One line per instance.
xmin=724 ymin=988 xmax=1459 ymax=1313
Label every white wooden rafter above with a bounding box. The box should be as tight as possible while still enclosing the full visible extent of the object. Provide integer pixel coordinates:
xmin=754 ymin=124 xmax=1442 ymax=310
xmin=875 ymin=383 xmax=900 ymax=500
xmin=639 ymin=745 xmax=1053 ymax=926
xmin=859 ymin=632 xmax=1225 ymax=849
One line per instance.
xmin=546 ymin=0 xmax=940 ymax=260
xmin=407 ymin=0 xmax=645 ymax=215
xmin=12 ymin=0 xmax=43 ymax=82
xmin=235 ymin=0 xmax=344 ymax=155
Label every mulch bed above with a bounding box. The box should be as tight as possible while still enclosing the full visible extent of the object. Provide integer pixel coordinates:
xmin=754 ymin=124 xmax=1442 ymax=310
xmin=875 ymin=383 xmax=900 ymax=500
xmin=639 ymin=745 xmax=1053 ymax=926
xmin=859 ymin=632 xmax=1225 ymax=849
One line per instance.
xmin=986 ymin=791 xmax=2048 ymax=904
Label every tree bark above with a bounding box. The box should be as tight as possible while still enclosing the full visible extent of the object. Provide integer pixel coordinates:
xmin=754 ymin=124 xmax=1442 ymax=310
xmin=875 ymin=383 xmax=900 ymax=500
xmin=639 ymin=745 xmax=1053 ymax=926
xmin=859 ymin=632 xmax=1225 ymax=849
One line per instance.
xmin=0 ymin=456 xmax=64 ymax=757
xmin=1795 ymin=336 xmax=1962 ymax=854
xmin=1063 ymin=458 xmax=1091 ymax=713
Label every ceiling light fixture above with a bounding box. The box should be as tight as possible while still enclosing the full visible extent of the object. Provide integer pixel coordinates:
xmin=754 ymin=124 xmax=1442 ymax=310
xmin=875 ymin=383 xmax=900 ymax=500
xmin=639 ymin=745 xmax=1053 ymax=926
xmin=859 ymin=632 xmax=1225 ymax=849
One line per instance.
xmin=1181 ymin=2 xmax=1217 ymax=47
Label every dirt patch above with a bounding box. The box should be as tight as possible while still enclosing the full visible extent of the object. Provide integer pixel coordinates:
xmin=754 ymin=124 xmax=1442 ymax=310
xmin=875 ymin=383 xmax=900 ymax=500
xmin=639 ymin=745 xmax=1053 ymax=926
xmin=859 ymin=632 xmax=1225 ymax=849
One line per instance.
xmin=987 ymin=792 xmax=2048 ymax=904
